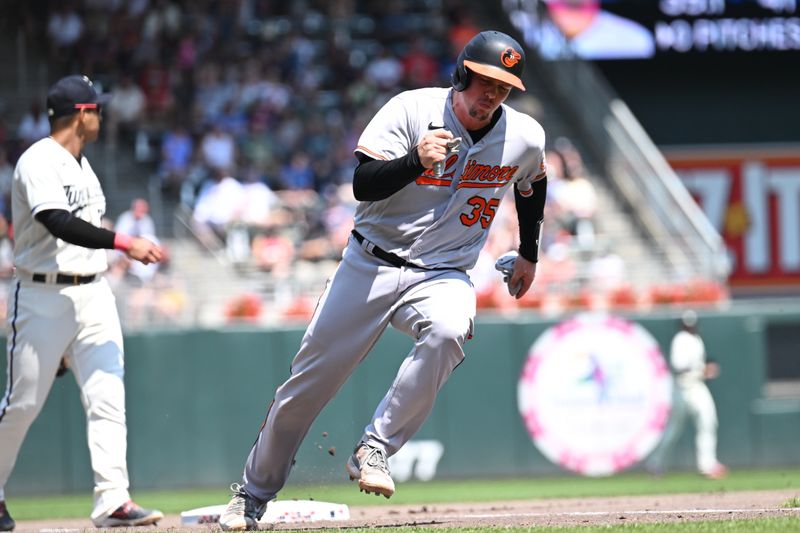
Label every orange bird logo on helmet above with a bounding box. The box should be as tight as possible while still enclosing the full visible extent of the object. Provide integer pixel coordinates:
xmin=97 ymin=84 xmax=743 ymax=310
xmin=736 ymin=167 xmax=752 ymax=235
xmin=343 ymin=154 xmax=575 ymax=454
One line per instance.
xmin=501 ymin=47 xmax=522 ymax=68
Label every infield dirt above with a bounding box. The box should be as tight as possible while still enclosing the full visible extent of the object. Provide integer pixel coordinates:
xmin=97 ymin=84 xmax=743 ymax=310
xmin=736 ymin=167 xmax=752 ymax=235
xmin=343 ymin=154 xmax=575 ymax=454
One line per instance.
xmin=10 ymin=489 xmax=800 ymax=531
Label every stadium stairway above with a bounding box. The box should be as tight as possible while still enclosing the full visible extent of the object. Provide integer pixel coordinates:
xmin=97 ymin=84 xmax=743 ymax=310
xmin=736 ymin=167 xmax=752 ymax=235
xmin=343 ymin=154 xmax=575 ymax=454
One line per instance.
xmin=514 ymin=73 xmax=670 ymax=289
xmin=0 ymin=25 xmax=49 ymax=130
xmin=164 ymin=209 xmax=337 ymax=328
xmin=159 ymin=236 xmax=253 ymax=328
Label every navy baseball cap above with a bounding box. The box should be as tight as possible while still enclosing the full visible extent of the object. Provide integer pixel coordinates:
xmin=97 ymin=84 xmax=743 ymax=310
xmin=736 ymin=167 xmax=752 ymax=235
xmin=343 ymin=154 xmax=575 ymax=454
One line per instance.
xmin=46 ymin=75 xmax=111 ymax=120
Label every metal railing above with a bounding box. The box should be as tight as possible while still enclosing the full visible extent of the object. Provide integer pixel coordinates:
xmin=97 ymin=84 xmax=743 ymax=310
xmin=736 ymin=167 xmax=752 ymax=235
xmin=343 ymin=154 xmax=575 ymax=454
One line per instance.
xmin=604 ymin=99 xmax=730 ymax=280
xmin=542 ymin=57 xmax=728 ymax=281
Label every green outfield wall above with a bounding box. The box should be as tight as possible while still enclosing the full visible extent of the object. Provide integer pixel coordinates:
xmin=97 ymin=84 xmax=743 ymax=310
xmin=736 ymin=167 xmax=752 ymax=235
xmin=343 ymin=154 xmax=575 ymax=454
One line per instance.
xmin=2 ymin=305 xmax=799 ymax=495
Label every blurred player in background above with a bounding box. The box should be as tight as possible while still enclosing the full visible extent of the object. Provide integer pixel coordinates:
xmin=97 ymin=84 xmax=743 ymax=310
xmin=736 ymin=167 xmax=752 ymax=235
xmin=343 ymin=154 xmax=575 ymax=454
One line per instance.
xmin=646 ymin=310 xmax=728 ymax=479
xmin=0 ymin=75 xmax=164 ymax=531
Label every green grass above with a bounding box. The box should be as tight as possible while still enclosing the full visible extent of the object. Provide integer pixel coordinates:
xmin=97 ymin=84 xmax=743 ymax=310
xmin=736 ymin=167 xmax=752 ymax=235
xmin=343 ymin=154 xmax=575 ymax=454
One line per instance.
xmin=783 ymin=496 xmax=800 ymax=508
xmin=325 ymin=520 xmax=800 ymax=532
xmin=6 ymin=468 xmax=800 ymax=528
xmin=276 ymin=468 xmax=800 ymax=506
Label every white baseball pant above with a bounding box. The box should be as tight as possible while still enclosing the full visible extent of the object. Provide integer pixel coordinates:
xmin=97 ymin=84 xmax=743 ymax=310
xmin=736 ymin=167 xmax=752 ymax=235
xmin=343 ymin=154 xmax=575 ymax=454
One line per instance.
xmin=0 ymin=277 xmax=131 ymax=520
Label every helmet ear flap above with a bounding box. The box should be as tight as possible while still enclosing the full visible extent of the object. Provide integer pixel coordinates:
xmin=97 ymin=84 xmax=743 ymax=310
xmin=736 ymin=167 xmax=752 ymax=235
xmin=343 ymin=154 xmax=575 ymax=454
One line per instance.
xmin=451 ymin=53 xmax=471 ymax=92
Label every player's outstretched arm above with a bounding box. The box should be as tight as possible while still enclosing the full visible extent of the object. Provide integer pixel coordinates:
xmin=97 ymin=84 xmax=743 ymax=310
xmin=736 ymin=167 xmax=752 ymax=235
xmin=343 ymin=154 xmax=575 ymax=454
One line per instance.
xmin=120 ymin=236 xmax=164 ymax=265
xmin=36 ymin=209 xmax=163 ymax=265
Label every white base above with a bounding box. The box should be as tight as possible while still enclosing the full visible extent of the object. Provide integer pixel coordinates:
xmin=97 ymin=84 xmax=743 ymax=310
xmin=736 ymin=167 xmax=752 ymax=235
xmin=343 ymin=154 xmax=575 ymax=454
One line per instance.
xmin=180 ymin=500 xmax=350 ymax=526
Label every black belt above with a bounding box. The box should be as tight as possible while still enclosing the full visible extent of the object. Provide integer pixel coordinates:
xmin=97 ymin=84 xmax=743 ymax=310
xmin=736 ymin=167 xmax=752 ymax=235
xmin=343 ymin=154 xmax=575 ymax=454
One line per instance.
xmin=352 ymin=230 xmax=411 ymax=268
xmin=351 ymin=230 xmax=456 ymax=271
xmin=32 ymin=273 xmax=97 ymax=285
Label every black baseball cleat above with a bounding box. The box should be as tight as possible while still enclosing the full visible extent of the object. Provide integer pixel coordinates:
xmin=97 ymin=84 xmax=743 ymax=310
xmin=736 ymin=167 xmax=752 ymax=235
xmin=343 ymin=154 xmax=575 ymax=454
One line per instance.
xmin=92 ymin=500 xmax=163 ymax=528
xmin=0 ymin=501 xmax=15 ymax=532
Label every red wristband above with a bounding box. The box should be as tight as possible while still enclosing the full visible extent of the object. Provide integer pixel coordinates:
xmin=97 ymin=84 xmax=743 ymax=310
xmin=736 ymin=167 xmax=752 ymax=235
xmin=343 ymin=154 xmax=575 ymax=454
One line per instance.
xmin=114 ymin=233 xmax=133 ymax=251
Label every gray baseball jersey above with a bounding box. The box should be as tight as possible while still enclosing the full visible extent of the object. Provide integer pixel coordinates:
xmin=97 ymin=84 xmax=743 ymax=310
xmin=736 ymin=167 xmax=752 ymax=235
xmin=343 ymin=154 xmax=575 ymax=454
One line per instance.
xmin=354 ymin=87 xmax=546 ymax=270
xmin=239 ymin=88 xmax=547 ymax=506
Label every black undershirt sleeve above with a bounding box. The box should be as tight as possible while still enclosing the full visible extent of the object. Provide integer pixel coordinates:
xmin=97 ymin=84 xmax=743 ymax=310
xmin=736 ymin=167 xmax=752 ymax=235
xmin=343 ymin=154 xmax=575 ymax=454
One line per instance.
xmin=352 ymin=150 xmax=425 ymax=201
xmin=515 ymin=176 xmax=547 ymax=263
xmin=35 ymin=209 xmax=117 ymax=249
xmin=353 ymin=109 xmax=501 ymax=202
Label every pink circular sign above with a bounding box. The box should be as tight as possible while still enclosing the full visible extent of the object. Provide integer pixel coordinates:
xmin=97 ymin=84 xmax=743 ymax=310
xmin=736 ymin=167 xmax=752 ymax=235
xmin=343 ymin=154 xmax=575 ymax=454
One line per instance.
xmin=518 ymin=313 xmax=673 ymax=476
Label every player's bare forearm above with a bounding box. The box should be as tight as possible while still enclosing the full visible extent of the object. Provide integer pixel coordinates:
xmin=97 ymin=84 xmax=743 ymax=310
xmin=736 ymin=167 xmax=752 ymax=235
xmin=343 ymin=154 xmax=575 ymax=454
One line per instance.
xmin=126 ymin=237 xmax=164 ymax=265
xmin=510 ymin=255 xmax=536 ymax=299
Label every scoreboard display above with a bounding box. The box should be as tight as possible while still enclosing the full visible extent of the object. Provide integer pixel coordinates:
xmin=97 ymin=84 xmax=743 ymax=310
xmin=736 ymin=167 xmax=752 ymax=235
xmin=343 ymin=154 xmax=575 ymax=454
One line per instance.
xmin=654 ymin=0 xmax=799 ymax=54
xmin=504 ymin=0 xmax=800 ymax=60
xmin=504 ymin=0 xmax=799 ymax=144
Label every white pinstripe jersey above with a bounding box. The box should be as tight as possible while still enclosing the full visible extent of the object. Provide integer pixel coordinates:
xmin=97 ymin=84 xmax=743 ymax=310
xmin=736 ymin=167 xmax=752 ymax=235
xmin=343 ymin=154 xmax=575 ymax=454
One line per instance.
xmin=354 ymin=87 xmax=546 ymax=271
xmin=12 ymin=137 xmax=108 ymax=274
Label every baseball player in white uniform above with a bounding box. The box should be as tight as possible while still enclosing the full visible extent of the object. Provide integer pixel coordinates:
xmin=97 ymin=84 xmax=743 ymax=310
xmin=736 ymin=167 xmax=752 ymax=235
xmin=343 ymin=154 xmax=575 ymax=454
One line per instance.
xmin=0 ymin=75 xmax=164 ymax=531
xmin=669 ymin=310 xmax=728 ymax=478
xmin=645 ymin=310 xmax=728 ymax=479
xmin=220 ymin=31 xmax=548 ymax=530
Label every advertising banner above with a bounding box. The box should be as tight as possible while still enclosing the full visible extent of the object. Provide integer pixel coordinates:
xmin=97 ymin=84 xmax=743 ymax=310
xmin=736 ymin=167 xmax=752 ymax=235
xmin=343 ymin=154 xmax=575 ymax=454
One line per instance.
xmin=666 ymin=145 xmax=800 ymax=292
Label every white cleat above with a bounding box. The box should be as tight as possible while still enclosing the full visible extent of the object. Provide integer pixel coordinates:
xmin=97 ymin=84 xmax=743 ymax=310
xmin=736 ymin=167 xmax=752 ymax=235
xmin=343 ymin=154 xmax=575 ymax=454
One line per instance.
xmin=345 ymin=443 xmax=395 ymax=498
xmin=219 ymin=483 xmax=266 ymax=531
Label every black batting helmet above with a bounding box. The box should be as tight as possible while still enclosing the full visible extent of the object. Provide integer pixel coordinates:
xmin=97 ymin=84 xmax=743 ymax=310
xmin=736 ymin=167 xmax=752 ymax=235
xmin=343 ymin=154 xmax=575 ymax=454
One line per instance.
xmin=452 ymin=31 xmax=526 ymax=92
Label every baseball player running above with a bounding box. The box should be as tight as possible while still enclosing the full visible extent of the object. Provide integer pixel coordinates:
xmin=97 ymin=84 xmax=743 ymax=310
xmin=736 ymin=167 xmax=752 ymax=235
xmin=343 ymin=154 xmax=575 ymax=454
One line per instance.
xmin=220 ymin=31 xmax=547 ymax=530
xmin=0 ymin=75 xmax=164 ymax=531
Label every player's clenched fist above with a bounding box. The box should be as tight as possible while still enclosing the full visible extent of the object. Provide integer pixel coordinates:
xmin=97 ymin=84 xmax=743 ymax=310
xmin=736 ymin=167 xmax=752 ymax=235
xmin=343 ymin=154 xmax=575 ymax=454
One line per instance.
xmin=126 ymin=237 xmax=164 ymax=265
xmin=417 ymin=129 xmax=454 ymax=169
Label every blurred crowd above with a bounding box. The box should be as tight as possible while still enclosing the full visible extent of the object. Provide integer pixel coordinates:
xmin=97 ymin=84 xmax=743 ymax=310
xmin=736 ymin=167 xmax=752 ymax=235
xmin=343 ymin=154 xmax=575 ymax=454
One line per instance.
xmin=0 ymin=0 xmax=726 ymax=327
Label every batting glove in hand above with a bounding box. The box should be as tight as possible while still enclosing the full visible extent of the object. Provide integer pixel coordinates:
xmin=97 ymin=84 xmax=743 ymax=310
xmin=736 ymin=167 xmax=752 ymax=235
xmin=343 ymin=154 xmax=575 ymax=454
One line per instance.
xmin=494 ymin=251 xmax=523 ymax=297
